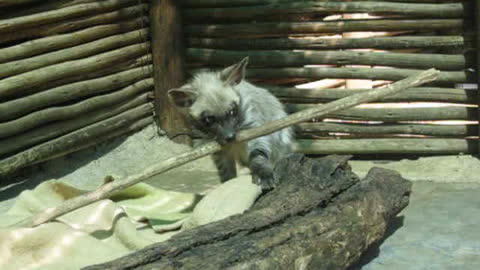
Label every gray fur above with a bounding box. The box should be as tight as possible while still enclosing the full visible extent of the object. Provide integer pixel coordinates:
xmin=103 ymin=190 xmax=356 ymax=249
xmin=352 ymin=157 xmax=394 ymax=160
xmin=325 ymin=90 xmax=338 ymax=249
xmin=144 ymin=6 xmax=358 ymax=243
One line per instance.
xmin=168 ymin=57 xmax=293 ymax=189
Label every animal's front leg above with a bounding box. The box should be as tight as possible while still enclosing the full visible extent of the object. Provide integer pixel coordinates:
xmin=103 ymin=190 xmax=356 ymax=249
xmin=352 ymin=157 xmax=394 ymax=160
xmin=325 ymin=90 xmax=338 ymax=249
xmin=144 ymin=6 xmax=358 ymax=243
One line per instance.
xmin=212 ymin=150 xmax=237 ymax=183
xmin=247 ymin=139 xmax=276 ymax=190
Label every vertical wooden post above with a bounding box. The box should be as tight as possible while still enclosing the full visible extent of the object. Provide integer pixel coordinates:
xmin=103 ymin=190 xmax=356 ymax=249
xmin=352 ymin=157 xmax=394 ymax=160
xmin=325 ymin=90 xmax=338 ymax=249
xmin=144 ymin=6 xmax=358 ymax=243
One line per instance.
xmin=150 ymin=0 xmax=191 ymax=145
xmin=476 ymin=0 xmax=480 ymax=155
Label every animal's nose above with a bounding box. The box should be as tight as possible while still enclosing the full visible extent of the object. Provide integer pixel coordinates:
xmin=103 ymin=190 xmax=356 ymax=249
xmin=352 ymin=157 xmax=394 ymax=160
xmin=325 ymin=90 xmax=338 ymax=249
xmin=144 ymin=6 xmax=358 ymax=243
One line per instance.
xmin=225 ymin=133 xmax=236 ymax=142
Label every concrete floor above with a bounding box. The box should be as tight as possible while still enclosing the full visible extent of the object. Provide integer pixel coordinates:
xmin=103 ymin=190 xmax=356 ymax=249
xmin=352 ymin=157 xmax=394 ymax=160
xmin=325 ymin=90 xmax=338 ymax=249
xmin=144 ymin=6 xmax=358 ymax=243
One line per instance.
xmin=1 ymin=125 xmax=479 ymax=269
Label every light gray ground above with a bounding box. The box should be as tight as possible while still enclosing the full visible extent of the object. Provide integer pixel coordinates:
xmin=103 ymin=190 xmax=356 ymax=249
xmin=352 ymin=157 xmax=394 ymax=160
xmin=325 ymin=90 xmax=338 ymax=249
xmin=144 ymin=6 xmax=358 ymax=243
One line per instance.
xmin=1 ymin=124 xmax=479 ymax=269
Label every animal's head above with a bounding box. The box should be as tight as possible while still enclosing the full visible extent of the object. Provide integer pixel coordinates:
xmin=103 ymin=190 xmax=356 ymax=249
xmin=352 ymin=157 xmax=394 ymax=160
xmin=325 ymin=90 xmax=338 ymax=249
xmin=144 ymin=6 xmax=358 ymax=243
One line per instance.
xmin=168 ymin=57 xmax=249 ymax=144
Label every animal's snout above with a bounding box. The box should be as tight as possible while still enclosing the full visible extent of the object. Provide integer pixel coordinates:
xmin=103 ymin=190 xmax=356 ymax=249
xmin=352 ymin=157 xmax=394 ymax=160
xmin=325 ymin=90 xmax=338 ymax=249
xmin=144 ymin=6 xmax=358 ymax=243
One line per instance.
xmin=225 ymin=132 xmax=236 ymax=142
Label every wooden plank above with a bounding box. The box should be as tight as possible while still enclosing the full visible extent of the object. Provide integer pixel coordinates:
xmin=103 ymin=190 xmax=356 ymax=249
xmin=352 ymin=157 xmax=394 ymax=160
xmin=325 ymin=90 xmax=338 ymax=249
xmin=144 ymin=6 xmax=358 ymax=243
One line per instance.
xmin=184 ymin=2 xmax=465 ymax=22
xmin=187 ymin=36 xmax=466 ymax=50
xmin=297 ymin=122 xmax=476 ymax=137
xmin=185 ymin=19 xmax=463 ymax=38
xmin=150 ymin=0 xmax=191 ymax=144
xmin=294 ymin=138 xmax=477 ymax=154
xmin=289 ymin=104 xmax=476 ymax=121
xmin=187 ymin=48 xmax=466 ymax=70
xmin=267 ymin=86 xmax=476 ymax=104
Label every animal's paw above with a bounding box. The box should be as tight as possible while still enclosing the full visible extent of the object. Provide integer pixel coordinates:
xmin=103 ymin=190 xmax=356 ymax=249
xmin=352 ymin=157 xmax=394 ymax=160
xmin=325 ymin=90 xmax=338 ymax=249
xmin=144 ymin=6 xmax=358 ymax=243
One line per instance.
xmin=252 ymin=169 xmax=278 ymax=191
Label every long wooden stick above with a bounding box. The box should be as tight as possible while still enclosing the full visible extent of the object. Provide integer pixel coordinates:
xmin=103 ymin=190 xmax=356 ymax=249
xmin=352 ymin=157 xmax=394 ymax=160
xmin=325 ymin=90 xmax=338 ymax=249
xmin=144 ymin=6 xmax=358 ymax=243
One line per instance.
xmin=12 ymin=69 xmax=439 ymax=228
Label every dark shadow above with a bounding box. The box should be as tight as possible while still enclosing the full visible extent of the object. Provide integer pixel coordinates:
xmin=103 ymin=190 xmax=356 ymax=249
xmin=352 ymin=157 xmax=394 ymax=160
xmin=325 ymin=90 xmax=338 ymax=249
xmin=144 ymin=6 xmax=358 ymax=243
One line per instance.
xmin=347 ymin=215 xmax=405 ymax=270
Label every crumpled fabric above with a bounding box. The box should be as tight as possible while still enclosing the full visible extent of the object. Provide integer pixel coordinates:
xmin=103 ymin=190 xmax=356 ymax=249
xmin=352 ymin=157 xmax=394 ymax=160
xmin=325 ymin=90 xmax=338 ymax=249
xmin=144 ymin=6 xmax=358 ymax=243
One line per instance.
xmin=0 ymin=175 xmax=262 ymax=270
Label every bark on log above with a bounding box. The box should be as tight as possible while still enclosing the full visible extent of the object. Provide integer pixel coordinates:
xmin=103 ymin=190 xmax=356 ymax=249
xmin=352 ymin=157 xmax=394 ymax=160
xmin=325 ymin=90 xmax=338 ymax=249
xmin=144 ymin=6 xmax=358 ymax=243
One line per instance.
xmin=0 ymin=78 xmax=154 ymax=139
xmin=187 ymin=36 xmax=467 ymax=50
xmin=185 ymin=19 xmax=463 ymax=38
xmin=0 ymin=66 xmax=152 ymax=122
xmin=8 ymin=69 xmax=437 ymax=227
xmin=0 ymin=93 xmax=151 ymax=158
xmin=267 ymin=86 xmax=476 ymax=104
xmin=0 ymin=18 xmax=147 ymax=63
xmin=0 ymin=42 xmax=150 ymax=101
xmin=290 ymin=104 xmax=476 ymax=121
xmin=297 ymin=122 xmax=476 ymax=137
xmin=0 ymin=5 xmax=147 ymax=45
xmin=235 ymin=67 xmax=471 ymax=84
xmin=0 ymin=29 xmax=148 ymax=79
xmin=0 ymin=0 xmax=138 ymax=34
xmin=179 ymin=0 xmax=467 ymax=8
xmin=34 ymin=54 xmax=152 ymax=96
xmin=150 ymin=0 xmax=191 ymax=144
xmin=294 ymin=138 xmax=477 ymax=154
xmin=184 ymin=2 xmax=465 ymax=22
xmin=187 ymin=48 xmax=466 ymax=70
xmin=84 ymin=154 xmax=412 ymax=270
xmin=0 ymin=105 xmax=154 ymax=177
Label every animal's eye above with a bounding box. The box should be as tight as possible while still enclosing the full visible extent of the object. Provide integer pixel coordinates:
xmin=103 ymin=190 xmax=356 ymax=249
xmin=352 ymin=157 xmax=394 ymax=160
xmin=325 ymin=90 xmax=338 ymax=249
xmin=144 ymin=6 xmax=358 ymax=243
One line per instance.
xmin=203 ymin=115 xmax=215 ymax=126
xmin=229 ymin=104 xmax=238 ymax=116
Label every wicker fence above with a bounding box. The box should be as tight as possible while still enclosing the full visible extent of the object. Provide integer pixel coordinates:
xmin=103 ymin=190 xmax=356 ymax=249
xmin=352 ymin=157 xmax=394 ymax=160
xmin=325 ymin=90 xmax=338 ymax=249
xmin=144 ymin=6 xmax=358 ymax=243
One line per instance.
xmin=0 ymin=0 xmax=154 ymax=177
xmin=181 ymin=0 xmax=479 ymax=155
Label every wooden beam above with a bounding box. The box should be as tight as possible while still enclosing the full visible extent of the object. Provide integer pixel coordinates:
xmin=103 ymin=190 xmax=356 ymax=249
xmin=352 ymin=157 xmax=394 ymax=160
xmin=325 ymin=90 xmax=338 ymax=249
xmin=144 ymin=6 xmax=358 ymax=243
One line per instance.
xmin=294 ymin=138 xmax=477 ymax=155
xmin=150 ymin=0 xmax=191 ymax=144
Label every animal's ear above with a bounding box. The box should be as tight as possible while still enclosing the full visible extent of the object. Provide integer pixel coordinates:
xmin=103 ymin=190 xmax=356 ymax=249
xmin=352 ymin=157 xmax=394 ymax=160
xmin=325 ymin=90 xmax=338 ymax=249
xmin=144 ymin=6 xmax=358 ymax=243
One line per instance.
xmin=220 ymin=56 xmax=249 ymax=86
xmin=167 ymin=87 xmax=197 ymax=108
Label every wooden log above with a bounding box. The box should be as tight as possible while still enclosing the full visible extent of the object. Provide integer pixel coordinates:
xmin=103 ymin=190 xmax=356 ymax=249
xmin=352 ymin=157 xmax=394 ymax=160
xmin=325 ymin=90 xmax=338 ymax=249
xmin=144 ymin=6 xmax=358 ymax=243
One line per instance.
xmin=267 ymin=86 xmax=477 ymax=104
xmin=0 ymin=93 xmax=151 ymax=158
xmin=84 ymin=155 xmax=411 ymax=270
xmin=0 ymin=18 xmax=147 ymax=64
xmin=0 ymin=78 xmax=154 ymax=139
xmin=36 ymin=54 xmax=152 ymax=95
xmin=294 ymin=138 xmax=477 ymax=154
xmin=184 ymin=2 xmax=465 ymax=22
xmin=0 ymin=0 xmax=102 ymax=19
xmin=185 ymin=19 xmax=463 ymax=38
xmin=150 ymin=0 xmax=191 ymax=144
xmin=187 ymin=36 xmax=466 ymax=50
xmin=0 ymin=66 xmax=152 ymax=122
xmin=0 ymin=29 xmax=148 ymax=79
xmin=187 ymin=48 xmax=466 ymax=70
xmin=0 ymin=104 xmax=154 ymax=177
xmin=297 ymin=122 xmax=476 ymax=137
xmin=0 ymin=42 xmax=150 ymax=101
xmin=179 ymin=0 xmax=467 ymax=8
xmin=0 ymin=0 xmax=138 ymax=34
xmin=235 ymin=67 xmax=472 ymax=84
xmin=0 ymin=4 xmax=147 ymax=45
xmin=8 ymin=69 xmax=438 ymax=227
xmin=289 ymin=104 xmax=476 ymax=121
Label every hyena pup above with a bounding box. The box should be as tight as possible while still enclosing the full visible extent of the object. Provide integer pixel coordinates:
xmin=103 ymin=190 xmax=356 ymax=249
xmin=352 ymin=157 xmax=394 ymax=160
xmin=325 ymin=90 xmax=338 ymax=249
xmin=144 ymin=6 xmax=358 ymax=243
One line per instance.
xmin=167 ymin=57 xmax=293 ymax=190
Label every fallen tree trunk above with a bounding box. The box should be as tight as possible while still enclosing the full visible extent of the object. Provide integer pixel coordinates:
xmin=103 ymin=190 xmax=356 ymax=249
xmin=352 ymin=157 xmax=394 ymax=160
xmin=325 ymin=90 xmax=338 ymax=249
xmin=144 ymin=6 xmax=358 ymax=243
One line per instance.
xmin=0 ymin=18 xmax=147 ymax=63
xmin=187 ymin=48 xmax=466 ymax=70
xmin=0 ymin=5 xmax=147 ymax=45
xmin=8 ymin=69 xmax=437 ymax=228
xmin=187 ymin=36 xmax=467 ymax=50
xmin=185 ymin=19 xmax=463 ymax=38
xmin=84 ymin=154 xmax=412 ymax=270
xmin=184 ymin=2 xmax=465 ymax=22
xmin=0 ymin=78 xmax=154 ymax=139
